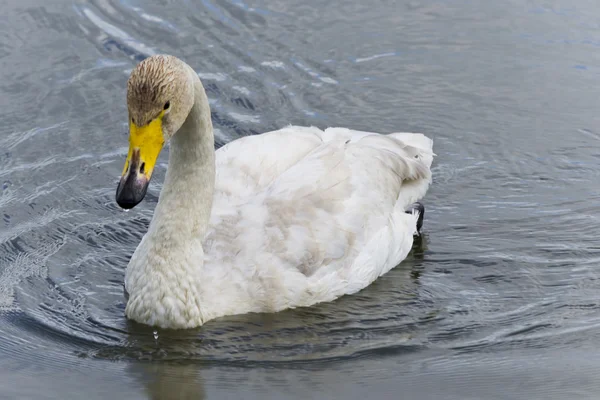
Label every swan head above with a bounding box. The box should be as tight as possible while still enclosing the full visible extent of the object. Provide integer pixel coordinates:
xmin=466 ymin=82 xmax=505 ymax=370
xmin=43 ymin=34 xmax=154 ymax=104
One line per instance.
xmin=116 ymin=54 xmax=195 ymax=209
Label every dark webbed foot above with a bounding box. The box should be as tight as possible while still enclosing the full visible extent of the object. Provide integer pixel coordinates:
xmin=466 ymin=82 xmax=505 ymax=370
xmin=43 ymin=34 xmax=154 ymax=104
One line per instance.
xmin=405 ymin=202 xmax=425 ymax=234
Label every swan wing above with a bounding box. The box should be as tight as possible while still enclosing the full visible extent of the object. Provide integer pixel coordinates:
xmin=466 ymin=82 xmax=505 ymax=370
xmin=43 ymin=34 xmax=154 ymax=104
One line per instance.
xmin=204 ymin=126 xmax=433 ymax=310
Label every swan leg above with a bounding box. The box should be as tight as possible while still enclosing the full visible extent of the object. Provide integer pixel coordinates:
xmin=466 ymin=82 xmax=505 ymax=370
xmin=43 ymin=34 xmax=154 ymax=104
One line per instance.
xmin=405 ymin=202 xmax=425 ymax=234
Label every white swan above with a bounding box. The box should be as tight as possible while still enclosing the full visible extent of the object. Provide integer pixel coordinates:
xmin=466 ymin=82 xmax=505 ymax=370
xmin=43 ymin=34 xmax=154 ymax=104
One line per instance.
xmin=116 ymin=55 xmax=434 ymax=329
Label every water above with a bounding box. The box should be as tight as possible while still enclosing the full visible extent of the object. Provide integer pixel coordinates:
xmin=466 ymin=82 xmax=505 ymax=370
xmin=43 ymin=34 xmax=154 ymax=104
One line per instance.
xmin=1 ymin=0 xmax=600 ymax=398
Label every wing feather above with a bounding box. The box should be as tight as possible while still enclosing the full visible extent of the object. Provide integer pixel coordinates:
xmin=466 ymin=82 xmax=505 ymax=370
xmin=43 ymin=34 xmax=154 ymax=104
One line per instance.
xmin=204 ymin=126 xmax=433 ymax=309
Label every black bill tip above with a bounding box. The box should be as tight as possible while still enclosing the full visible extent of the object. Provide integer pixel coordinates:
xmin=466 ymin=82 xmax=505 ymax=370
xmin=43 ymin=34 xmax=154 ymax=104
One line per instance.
xmin=116 ymin=174 xmax=149 ymax=209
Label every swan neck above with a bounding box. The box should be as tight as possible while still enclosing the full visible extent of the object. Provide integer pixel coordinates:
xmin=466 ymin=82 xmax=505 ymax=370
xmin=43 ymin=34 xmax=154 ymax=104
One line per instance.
xmin=152 ymin=72 xmax=215 ymax=239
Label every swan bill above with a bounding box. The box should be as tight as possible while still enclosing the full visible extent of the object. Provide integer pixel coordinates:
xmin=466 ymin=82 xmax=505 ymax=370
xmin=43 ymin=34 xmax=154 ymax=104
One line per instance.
xmin=116 ymin=148 xmax=150 ymax=209
xmin=116 ymin=118 xmax=165 ymax=209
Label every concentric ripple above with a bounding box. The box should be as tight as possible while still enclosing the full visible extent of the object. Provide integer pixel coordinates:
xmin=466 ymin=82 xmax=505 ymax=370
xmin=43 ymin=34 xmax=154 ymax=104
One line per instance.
xmin=3 ymin=0 xmax=600 ymax=398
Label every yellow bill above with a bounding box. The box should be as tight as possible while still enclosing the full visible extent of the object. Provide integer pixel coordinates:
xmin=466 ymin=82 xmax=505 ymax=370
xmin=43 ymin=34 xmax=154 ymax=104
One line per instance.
xmin=116 ymin=114 xmax=165 ymax=209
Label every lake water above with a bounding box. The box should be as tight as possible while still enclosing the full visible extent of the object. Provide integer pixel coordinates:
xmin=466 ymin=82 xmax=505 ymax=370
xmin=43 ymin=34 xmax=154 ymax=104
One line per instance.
xmin=2 ymin=0 xmax=600 ymax=398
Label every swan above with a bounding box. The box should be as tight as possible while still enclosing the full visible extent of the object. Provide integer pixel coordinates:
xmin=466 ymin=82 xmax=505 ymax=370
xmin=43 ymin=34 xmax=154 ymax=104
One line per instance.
xmin=116 ymin=54 xmax=434 ymax=329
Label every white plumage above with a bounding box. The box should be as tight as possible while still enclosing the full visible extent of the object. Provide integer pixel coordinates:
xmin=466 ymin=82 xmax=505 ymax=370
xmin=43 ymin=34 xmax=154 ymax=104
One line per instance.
xmin=205 ymin=126 xmax=433 ymax=310
xmin=120 ymin=55 xmax=434 ymax=329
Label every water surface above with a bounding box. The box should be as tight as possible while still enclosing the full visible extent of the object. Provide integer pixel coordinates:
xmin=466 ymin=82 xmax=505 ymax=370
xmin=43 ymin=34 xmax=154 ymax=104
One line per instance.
xmin=2 ymin=0 xmax=600 ymax=398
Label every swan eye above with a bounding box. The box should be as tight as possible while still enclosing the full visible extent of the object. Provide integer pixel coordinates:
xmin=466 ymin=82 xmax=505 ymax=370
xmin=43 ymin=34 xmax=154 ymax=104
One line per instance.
xmin=163 ymin=101 xmax=170 ymax=110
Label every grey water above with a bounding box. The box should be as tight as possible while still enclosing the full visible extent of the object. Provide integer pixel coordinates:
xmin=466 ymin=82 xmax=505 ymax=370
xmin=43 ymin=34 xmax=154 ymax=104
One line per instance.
xmin=1 ymin=0 xmax=600 ymax=398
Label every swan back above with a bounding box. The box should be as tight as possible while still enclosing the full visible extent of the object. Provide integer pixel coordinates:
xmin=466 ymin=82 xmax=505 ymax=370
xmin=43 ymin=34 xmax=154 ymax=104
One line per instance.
xmin=200 ymin=126 xmax=433 ymax=319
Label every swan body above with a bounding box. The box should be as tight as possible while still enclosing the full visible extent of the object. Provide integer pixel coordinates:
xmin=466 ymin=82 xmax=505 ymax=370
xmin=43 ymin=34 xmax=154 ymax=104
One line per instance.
xmin=117 ymin=55 xmax=434 ymax=329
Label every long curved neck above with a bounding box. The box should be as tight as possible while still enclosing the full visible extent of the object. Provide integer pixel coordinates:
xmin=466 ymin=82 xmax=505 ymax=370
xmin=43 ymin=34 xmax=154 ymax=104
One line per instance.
xmin=124 ymin=66 xmax=216 ymax=328
xmin=149 ymin=72 xmax=215 ymax=240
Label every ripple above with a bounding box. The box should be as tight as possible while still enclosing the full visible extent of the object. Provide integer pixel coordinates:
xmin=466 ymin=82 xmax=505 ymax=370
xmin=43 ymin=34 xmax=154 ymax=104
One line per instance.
xmin=3 ymin=0 xmax=600 ymax=397
xmin=77 ymin=5 xmax=155 ymax=60
xmin=2 ymin=232 xmax=434 ymax=367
